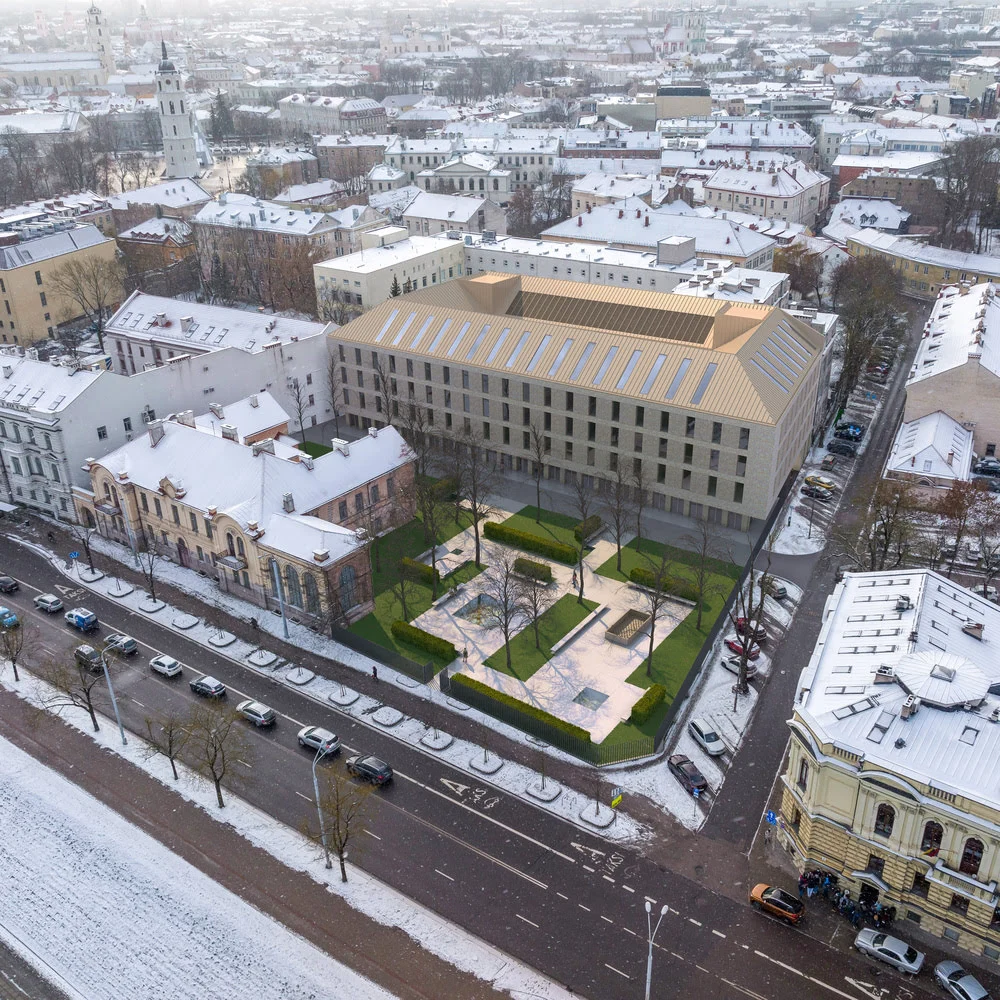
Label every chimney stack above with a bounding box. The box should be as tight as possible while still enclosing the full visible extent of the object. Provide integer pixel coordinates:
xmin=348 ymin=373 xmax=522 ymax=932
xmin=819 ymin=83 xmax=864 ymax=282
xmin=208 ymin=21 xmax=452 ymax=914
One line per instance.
xmin=220 ymin=423 xmax=238 ymax=441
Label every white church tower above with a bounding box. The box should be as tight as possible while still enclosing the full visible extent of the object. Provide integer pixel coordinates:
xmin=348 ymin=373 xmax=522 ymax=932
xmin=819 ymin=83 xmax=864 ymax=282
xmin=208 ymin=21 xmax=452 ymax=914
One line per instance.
xmin=157 ymin=42 xmax=200 ymax=179
xmin=86 ymin=4 xmax=115 ymax=81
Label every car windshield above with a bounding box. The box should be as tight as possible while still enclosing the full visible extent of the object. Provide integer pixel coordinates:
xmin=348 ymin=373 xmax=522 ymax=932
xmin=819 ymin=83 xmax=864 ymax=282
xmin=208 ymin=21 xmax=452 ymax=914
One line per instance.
xmin=903 ymin=947 xmax=917 ymax=963
xmin=703 ymin=730 xmax=719 ymax=741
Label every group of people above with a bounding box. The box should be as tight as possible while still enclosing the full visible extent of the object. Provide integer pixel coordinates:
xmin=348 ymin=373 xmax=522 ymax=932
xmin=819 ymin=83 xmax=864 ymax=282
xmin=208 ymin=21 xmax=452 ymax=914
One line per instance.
xmin=797 ymin=868 xmax=896 ymax=931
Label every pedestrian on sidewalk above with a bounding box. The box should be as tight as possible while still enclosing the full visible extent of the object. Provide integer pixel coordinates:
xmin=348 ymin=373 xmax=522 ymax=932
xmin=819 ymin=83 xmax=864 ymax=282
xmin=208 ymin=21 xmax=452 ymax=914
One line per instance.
xmin=572 ymin=569 xmax=578 ymax=589
xmin=462 ymin=646 xmax=468 ymax=664
xmin=372 ymin=665 xmax=378 ymax=683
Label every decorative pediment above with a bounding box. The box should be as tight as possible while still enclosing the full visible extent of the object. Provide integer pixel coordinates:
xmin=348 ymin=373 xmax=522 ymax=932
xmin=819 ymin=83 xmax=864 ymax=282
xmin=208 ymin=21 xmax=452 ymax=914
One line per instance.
xmin=159 ymin=475 xmax=186 ymax=499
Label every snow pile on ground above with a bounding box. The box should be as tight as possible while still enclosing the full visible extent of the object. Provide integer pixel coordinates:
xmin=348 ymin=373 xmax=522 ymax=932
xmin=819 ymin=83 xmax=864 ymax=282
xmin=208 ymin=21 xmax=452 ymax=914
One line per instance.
xmin=771 ymin=503 xmax=828 ymax=556
xmin=0 ymin=735 xmax=397 ymax=1000
xmin=1 ymin=672 xmax=579 ymax=1000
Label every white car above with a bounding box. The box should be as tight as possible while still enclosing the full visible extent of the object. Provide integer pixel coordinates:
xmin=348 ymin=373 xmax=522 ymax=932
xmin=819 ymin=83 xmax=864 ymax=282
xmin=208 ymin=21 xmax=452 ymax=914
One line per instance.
xmin=721 ymin=654 xmax=758 ymax=680
xmin=688 ymin=717 xmax=725 ymax=756
xmin=150 ymin=654 xmax=182 ymax=678
xmin=854 ymin=929 xmax=924 ymax=974
xmin=34 ymin=593 xmax=63 ymax=613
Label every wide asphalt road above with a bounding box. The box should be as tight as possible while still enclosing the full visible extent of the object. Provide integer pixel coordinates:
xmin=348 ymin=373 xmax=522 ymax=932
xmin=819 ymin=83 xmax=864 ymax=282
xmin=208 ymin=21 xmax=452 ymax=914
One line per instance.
xmin=0 ymin=535 xmax=982 ymax=1000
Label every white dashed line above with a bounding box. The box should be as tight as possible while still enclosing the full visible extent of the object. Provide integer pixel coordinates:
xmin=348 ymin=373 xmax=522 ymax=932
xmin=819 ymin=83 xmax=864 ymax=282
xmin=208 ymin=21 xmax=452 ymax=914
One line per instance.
xmin=623 ymin=927 xmax=637 ymax=936
xmin=516 ymin=914 xmax=539 ymax=929
xmin=712 ymin=929 xmax=726 ymax=939
xmin=294 ymin=791 xmax=311 ymax=802
xmin=688 ymin=918 xmax=702 ymax=926
xmin=605 ymin=964 xmax=630 ymax=980
xmin=579 ymin=904 xmax=591 ymax=912
xmin=644 ymin=896 xmax=657 ymax=904
xmin=602 ymin=875 xmax=615 ymax=884
xmin=601 ymin=915 xmax=613 ymax=924
xmin=583 ymin=865 xmax=595 ymax=872
xmin=236 ymin=759 xmax=252 ymax=768
xmin=363 ymin=830 xmax=381 ymax=840
xmin=556 ymin=892 xmax=568 ymax=900
xmin=622 ymin=884 xmax=635 ymax=893
xmin=434 ymin=869 xmax=454 ymax=882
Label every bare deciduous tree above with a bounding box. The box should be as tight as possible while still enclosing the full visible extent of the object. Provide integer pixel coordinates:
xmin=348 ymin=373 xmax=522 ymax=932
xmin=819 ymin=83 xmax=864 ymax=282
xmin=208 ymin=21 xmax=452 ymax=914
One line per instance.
xmin=601 ymin=466 xmax=634 ymax=573
xmin=457 ymin=429 xmax=497 ymax=568
xmin=325 ymin=352 xmax=344 ymax=439
xmin=938 ymin=480 xmax=990 ymax=577
xmin=399 ymin=403 xmax=434 ymax=477
xmin=67 ymin=519 xmax=98 ymax=572
xmin=635 ymin=545 xmax=678 ymax=679
xmin=516 ymin=571 xmax=556 ymax=651
xmin=47 ymin=255 xmax=126 ymax=353
xmin=37 ymin=656 xmax=106 ymax=732
xmin=306 ymin=768 xmax=374 ymax=882
xmin=137 ymin=519 xmax=161 ymax=602
xmin=415 ymin=477 xmax=448 ymax=599
xmin=286 ymin=376 xmax=310 ymax=444
xmin=143 ymin=709 xmax=191 ymax=781
xmin=188 ymin=703 xmax=253 ymax=808
xmin=388 ymin=556 xmax=420 ymax=621
xmin=835 ymin=479 xmax=920 ymax=572
xmin=0 ymin=619 xmax=30 ymax=683
xmin=528 ymin=421 xmax=548 ymax=521
xmin=570 ymin=475 xmax=597 ymax=604
xmin=372 ymin=354 xmax=398 ymax=426
xmin=479 ymin=550 xmax=525 ymax=672
xmin=682 ymin=519 xmax=719 ymax=631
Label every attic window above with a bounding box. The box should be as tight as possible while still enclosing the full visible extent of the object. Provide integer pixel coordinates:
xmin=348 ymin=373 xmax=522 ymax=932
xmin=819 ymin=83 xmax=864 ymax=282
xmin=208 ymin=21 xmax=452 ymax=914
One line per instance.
xmin=931 ymin=662 xmax=956 ymax=683
xmin=960 ymin=726 xmax=979 ymax=746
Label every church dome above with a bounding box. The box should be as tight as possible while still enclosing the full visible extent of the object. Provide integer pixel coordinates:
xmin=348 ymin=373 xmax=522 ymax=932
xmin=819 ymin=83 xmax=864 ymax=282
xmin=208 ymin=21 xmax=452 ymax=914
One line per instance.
xmin=158 ymin=41 xmax=176 ymax=73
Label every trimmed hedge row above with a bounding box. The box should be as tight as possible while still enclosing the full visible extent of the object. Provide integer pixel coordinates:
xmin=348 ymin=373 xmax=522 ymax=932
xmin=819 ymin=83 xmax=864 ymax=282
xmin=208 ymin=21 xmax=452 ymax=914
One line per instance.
xmin=390 ymin=620 xmax=457 ymax=660
xmin=400 ymin=556 xmax=440 ymax=586
xmin=574 ymin=514 xmax=602 ymax=543
xmin=629 ymin=683 xmax=667 ymax=725
xmin=483 ymin=521 xmax=577 ymax=564
xmin=629 ymin=566 xmax=700 ymax=603
xmin=514 ymin=556 xmax=553 ymax=583
xmin=451 ymin=673 xmax=592 ymax=743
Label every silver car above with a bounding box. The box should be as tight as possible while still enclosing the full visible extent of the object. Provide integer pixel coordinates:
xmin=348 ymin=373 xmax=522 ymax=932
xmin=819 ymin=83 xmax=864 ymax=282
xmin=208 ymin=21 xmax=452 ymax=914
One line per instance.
xmin=297 ymin=726 xmax=341 ymax=754
xmin=688 ymin=717 xmax=725 ymax=756
xmin=236 ymin=699 xmax=276 ymax=727
xmin=934 ymin=961 xmax=991 ymax=1000
xmin=854 ymin=929 xmax=924 ymax=974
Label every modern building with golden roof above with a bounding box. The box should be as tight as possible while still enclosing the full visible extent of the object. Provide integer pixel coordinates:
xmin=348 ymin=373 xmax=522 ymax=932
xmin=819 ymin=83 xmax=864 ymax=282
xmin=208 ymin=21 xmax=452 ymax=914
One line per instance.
xmin=329 ymin=273 xmax=825 ymax=529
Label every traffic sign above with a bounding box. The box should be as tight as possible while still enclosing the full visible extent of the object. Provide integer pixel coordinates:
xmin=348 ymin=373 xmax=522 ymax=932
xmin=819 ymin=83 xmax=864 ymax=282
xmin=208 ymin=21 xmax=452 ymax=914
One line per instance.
xmin=69 ymin=551 xmax=79 ymax=559
xmin=611 ymin=786 xmax=623 ymax=809
xmin=766 ymin=810 xmax=777 ymax=825
xmin=692 ymin=787 xmax=700 ymax=799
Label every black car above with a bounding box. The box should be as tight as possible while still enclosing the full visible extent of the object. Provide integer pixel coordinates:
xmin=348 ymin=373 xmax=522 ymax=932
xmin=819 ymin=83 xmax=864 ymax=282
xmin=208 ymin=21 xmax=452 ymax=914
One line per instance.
xmin=0 ymin=576 xmax=18 ymax=593
xmin=834 ymin=428 xmax=864 ymax=442
xmin=74 ymin=644 xmax=104 ymax=673
xmin=668 ymin=754 xmax=708 ymax=794
xmin=973 ymin=459 xmax=1000 ymax=477
xmin=189 ymin=675 xmax=227 ymax=698
xmin=346 ymin=754 xmax=393 ymax=786
xmin=802 ymin=485 xmax=833 ymax=502
xmin=827 ymin=440 xmax=857 ymax=458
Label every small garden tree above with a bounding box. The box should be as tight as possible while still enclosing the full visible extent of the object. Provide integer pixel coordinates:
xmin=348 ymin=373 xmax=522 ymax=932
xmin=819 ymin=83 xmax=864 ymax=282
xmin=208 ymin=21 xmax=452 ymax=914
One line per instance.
xmin=188 ymin=702 xmax=253 ymax=808
xmin=479 ymin=550 xmax=524 ymax=672
xmin=143 ymin=709 xmax=191 ymax=781
xmin=306 ymin=768 xmax=374 ymax=882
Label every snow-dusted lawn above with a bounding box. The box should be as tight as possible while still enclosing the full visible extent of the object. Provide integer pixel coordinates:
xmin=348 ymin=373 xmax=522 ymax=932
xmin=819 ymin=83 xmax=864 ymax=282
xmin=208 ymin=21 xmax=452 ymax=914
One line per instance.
xmin=0 ymin=735 xmax=397 ymax=1000
xmin=1 ymin=674 xmax=580 ymax=1000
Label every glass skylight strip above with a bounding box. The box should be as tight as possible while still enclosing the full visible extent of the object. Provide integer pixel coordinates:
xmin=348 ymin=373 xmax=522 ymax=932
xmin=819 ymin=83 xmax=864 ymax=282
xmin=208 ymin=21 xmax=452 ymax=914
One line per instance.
xmin=465 ymin=323 xmax=491 ymax=360
xmin=765 ymin=336 xmax=803 ymax=372
xmin=615 ymin=349 xmax=642 ymax=391
xmin=374 ymin=308 xmax=400 ymax=343
xmin=690 ymin=362 xmax=718 ymax=405
xmin=485 ymin=327 xmax=511 ymax=364
xmin=639 ymin=354 xmax=667 ymax=395
xmin=760 ymin=344 xmax=798 ymax=380
xmin=505 ymin=330 xmax=531 ymax=368
xmin=409 ymin=314 xmax=435 ymax=348
xmin=548 ymin=338 xmax=574 ymax=378
xmin=749 ymin=358 xmax=789 ymax=393
xmin=754 ymin=352 xmax=793 ymax=386
xmin=446 ymin=321 xmax=472 ymax=358
xmin=772 ymin=329 xmax=809 ymax=366
xmin=526 ymin=335 xmax=552 ymax=373
xmin=664 ymin=358 xmax=692 ymax=400
xmin=592 ymin=346 xmax=618 ymax=386
xmin=569 ymin=342 xmax=596 ymax=381
xmin=428 ymin=318 xmax=453 ymax=353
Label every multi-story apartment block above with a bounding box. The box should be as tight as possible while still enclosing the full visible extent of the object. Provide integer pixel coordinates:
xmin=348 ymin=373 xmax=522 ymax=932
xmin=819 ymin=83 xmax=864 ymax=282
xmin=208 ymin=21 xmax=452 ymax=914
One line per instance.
xmin=278 ymin=94 xmax=386 ymax=136
xmin=313 ymin=135 xmax=389 ymax=183
xmin=780 ymin=569 xmax=1000 ymax=960
xmin=328 ymin=273 xmax=825 ymax=530
xmin=0 ymin=222 xmax=119 ymax=344
xmin=702 ymin=160 xmax=831 ymax=228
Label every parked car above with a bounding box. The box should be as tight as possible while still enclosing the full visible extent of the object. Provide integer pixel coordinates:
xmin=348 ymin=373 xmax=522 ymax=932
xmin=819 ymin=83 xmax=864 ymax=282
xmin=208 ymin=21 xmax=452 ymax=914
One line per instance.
xmin=973 ymin=459 xmax=1000 ymax=477
xmin=802 ymin=485 xmax=834 ymax=502
xmin=934 ymin=961 xmax=991 ymax=1000
xmin=297 ymin=726 xmax=341 ymax=755
xmin=236 ymin=699 xmax=277 ymax=727
xmin=987 ymin=480 xmax=1000 ymax=494
xmin=721 ymin=654 xmax=758 ymax=680
xmin=972 ymin=584 xmax=999 ymax=604
xmin=854 ymin=929 xmax=924 ymax=974
xmin=189 ymin=675 xmax=226 ymax=697
xmin=74 ymin=644 xmax=103 ymax=673
xmin=688 ymin=718 xmax=725 ymax=756
xmin=967 ymin=539 xmax=982 ymax=559
xmin=820 ymin=455 xmax=837 ymax=471
xmin=0 ymin=606 xmax=19 ymax=628
xmin=34 ymin=593 xmax=63 ymax=613
xmin=735 ymin=617 xmax=768 ymax=643
xmin=64 ymin=607 xmax=98 ymax=632
xmin=346 ymin=754 xmax=393 ymax=786
xmin=105 ymin=633 xmax=138 ymax=656
xmin=724 ymin=636 xmax=761 ymax=660
xmin=762 ymin=578 xmax=788 ymax=601
xmin=834 ymin=426 xmax=865 ymax=442
xmin=827 ymin=441 xmax=857 ymax=458
xmin=749 ymin=883 xmax=805 ymax=925
xmin=0 ymin=575 xmax=18 ymax=593
xmin=804 ymin=474 xmax=837 ymax=492
xmin=668 ymin=754 xmax=708 ymax=794
xmin=150 ymin=654 xmax=182 ymax=678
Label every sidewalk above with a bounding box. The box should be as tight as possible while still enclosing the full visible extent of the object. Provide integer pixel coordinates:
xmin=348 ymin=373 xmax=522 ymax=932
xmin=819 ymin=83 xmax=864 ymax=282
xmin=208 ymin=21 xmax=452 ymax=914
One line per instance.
xmin=0 ymin=687 xmax=517 ymax=1000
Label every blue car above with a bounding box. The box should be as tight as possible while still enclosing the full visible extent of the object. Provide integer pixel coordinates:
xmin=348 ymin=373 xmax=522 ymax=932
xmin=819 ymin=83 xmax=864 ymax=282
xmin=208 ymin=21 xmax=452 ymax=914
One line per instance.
xmin=0 ymin=606 xmax=20 ymax=627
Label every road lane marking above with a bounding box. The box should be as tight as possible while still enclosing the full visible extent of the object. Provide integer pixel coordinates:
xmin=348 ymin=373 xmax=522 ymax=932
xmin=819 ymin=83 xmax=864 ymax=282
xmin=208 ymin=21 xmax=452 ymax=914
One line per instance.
xmin=670 ymin=952 xmax=684 ymax=961
xmin=363 ymin=830 xmax=381 ymax=840
xmin=516 ymin=914 xmax=538 ymax=928
xmin=622 ymin=884 xmax=635 ymax=893
xmin=294 ymin=791 xmax=311 ymax=802
xmin=583 ymin=864 xmax=595 ymax=872
xmin=578 ymin=904 xmax=590 ymax=912
xmin=602 ymin=875 xmax=615 ymax=884
xmin=600 ymin=915 xmax=613 ymax=924
xmin=696 ymin=966 xmax=711 ymax=975
xmin=688 ymin=918 xmax=702 ymax=926
xmin=644 ymin=896 xmax=656 ymax=904
xmin=237 ymin=759 xmax=252 ymax=768
xmin=712 ymin=929 xmax=726 ymax=938
xmin=623 ymin=927 xmax=636 ymax=936
xmin=131 ymin=699 xmax=145 ymax=709
xmin=434 ymin=869 xmax=454 ymax=882
xmin=721 ymin=978 xmax=768 ymax=1000
xmin=556 ymin=892 xmax=568 ymax=900
xmin=604 ymin=964 xmax=630 ymax=980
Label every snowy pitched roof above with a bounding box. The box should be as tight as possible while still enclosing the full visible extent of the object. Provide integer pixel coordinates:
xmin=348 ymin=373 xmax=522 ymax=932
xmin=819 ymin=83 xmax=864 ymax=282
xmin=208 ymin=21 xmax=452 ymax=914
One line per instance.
xmin=827 ymin=197 xmax=910 ymax=232
xmin=885 ymin=411 xmax=973 ymax=481
xmin=0 ymin=224 xmax=110 ymax=270
xmin=402 ymin=192 xmax=486 ymax=224
xmin=704 ymin=160 xmax=826 ymax=197
xmin=0 ymin=353 xmax=103 ymax=413
xmin=194 ymin=193 xmax=336 ymax=237
xmin=193 ymin=391 xmax=289 ymax=442
xmin=108 ymin=178 xmax=212 ymax=211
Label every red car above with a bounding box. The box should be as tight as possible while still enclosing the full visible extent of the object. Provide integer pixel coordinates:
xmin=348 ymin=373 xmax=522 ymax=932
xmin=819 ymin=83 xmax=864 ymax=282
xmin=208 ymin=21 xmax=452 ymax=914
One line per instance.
xmin=736 ymin=617 xmax=769 ymax=643
xmin=725 ymin=636 xmax=761 ymax=660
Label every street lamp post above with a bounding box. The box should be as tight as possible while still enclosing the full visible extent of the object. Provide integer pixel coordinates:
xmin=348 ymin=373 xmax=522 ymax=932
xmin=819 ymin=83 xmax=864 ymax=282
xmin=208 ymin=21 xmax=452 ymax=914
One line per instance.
xmin=311 ymin=744 xmax=335 ymax=869
xmin=99 ymin=651 xmax=127 ymax=746
xmin=645 ymin=900 xmax=669 ymax=1000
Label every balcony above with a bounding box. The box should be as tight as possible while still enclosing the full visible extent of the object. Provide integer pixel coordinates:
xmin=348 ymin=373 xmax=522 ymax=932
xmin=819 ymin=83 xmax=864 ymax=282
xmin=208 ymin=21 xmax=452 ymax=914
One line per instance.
xmin=94 ymin=500 xmax=120 ymax=516
xmin=215 ymin=552 xmax=247 ymax=571
xmin=927 ymin=859 xmax=998 ymax=907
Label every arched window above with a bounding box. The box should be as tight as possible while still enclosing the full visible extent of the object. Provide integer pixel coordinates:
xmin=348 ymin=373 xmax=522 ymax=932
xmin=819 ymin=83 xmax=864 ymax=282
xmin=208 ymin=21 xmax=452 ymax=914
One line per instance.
xmin=921 ymin=821 xmax=943 ymax=855
xmin=236 ymin=536 xmax=245 ymax=558
xmin=960 ymin=838 xmax=984 ymax=878
xmin=284 ymin=564 xmax=302 ymax=608
xmin=339 ymin=564 xmax=358 ymax=612
xmin=874 ymin=804 xmax=895 ymax=838
xmin=302 ymin=572 xmax=320 ymax=615
xmin=226 ymin=532 xmax=235 ymax=556
xmin=267 ymin=557 xmax=284 ymax=600
xmin=83 ymin=508 xmax=95 ymax=528
xmin=169 ymin=100 xmax=175 ymax=115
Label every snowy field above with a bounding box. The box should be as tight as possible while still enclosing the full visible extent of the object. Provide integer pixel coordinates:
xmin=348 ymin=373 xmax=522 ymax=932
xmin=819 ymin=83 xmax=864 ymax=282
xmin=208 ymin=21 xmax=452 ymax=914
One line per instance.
xmin=0 ymin=735 xmax=397 ymax=1000
xmin=1 ymin=671 xmax=579 ymax=1000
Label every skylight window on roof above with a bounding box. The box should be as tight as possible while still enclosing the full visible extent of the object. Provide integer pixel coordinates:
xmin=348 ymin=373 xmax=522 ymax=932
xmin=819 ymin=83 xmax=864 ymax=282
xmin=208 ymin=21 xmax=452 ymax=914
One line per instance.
xmin=485 ymin=327 xmax=510 ymax=365
xmin=465 ymin=324 xmax=491 ymax=360
xmin=832 ymin=665 xmax=853 ymax=674
xmin=428 ymin=318 xmax=452 ymax=353
xmin=615 ymin=350 xmax=642 ymax=391
xmin=569 ymin=342 xmax=596 ymax=381
xmin=690 ymin=362 xmax=718 ymax=405
xmin=826 ymin=685 xmax=867 ymax=695
xmin=447 ymin=321 xmax=473 ymax=358
xmin=749 ymin=358 xmax=789 ymax=393
xmin=760 ymin=344 xmax=799 ymax=379
xmin=775 ymin=326 xmax=813 ymax=362
xmin=639 ymin=354 xmax=667 ymax=395
xmin=505 ymin=331 xmax=531 ymax=368
xmin=867 ymin=709 xmax=896 ymax=744
xmin=832 ymin=696 xmax=878 ymax=720
xmin=389 ymin=311 xmax=416 ymax=347
xmin=664 ymin=358 xmax=692 ymax=400
xmin=592 ymin=346 xmax=619 ymax=386
xmin=374 ymin=308 xmax=400 ymax=344
xmin=548 ymin=338 xmax=574 ymax=378
xmin=47 ymin=394 xmax=65 ymax=411
xmin=401 ymin=313 xmax=433 ymax=348
xmin=527 ymin=335 xmax=552 ymax=373
xmin=960 ymin=726 xmax=979 ymax=746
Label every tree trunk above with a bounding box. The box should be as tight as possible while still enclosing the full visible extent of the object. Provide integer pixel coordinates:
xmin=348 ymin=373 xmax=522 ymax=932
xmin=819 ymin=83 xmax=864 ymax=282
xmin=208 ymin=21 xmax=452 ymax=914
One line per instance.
xmin=533 ymin=615 xmax=541 ymax=649
xmin=430 ymin=545 xmax=438 ymax=599
xmin=535 ymin=476 xmax=541 ymax=521
xmin=339 ymin=852 xmax=348 ymax=883
xmin=504 ymin=632 xmax=512 ymax=670
xmin=169 ymin=756 xmax=179 ymax=780
xmin=10 ymin=661 xmax=18 ymax=682
xmin=616 ymin=538 xmax=622 ymax=572
xmin=87 ymin=703 xmax=100 ymax=732
xmin=473 ymin=519 xmax=482 ymax=568
xmin=646 ymin=623 xmax=655 ymax=678
xmin=577 ymin=552 xmax=585 ymax=604
xmin=214 ymin=777 xmax=225 ymax=808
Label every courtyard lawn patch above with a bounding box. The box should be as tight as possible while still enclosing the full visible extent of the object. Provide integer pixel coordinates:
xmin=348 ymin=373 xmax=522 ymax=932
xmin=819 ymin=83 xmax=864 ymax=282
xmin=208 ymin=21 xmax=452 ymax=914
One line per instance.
xmin=502 ymin=506 xmax=585 ymax=555
xmin=296 ymin=440 xmax=333 ymax=458
xmin=595 ymin=536 xmax=739 ymax=748
xmin=484 ymin=594 xmax=599 ymax=682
